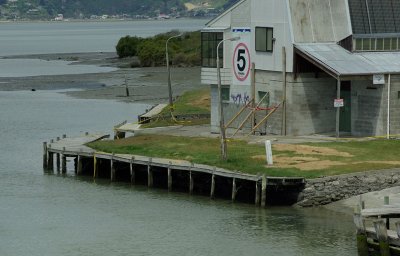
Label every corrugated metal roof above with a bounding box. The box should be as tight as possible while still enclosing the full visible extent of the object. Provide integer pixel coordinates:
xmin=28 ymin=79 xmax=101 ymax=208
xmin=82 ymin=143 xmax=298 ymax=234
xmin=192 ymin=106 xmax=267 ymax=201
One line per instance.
xmin=295 ymin=43 xmax=400 ymax=76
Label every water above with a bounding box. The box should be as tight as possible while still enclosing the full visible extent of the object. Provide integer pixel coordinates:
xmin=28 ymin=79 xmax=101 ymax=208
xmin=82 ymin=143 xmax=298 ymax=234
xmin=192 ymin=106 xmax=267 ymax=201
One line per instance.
xmin=0 ymin=21 xmax=357 ymax=255
xmin=0 ymin=19 xmax=207 ymax=56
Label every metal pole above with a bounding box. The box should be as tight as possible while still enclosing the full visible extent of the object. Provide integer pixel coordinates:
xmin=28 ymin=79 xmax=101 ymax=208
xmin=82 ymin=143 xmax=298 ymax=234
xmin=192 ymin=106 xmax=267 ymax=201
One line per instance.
xmin=336 ymin=78 xmax=341 ymax=138
xmin=282 ymin=46 xmax=287 ymax=136
xmin=166 ymin=33 xmax=183 ymax=111
xmin=387 ymin=74 xmax=391 ymax=139
xmin=216 ymin=36 xmax=240 ymax=161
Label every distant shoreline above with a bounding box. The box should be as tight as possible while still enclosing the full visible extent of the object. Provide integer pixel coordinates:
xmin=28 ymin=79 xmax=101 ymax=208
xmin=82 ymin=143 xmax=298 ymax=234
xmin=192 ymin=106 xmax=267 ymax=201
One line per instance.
xmin=0 ymin=52 xmax=206 ymax=104
xmin=0 ymin=17 xmax=210 ymax=24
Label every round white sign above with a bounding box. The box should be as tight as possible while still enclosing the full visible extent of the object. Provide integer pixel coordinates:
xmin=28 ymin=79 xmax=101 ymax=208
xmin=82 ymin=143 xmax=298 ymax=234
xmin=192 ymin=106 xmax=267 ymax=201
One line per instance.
xmin=232 ymin=42 xmax=251 ymax=82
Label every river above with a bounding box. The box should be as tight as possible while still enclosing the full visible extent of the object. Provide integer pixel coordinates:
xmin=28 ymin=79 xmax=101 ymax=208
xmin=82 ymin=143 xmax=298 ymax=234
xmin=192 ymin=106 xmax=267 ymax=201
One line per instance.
xmin=0 ymin=20 xmax=357 ymax=255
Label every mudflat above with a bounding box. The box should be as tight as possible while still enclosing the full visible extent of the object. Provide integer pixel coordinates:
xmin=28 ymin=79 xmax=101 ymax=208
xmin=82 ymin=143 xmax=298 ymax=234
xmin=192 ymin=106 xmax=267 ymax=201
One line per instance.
xmin=0 ymin=52 xmax=206 ymax=104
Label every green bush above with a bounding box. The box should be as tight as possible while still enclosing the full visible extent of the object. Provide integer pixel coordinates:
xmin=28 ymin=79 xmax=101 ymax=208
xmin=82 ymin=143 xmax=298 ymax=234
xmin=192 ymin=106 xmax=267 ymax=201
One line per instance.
xmin=116 ymin=36 xmax=142 ymax=58
xmin=115 ymin=30 xmax=201 ymax=67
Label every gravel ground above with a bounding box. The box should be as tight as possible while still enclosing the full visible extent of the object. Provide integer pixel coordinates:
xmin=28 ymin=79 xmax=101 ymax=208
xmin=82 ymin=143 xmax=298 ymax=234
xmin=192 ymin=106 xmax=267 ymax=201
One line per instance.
xmin=0 ymin=52 xmax=206 ymax=104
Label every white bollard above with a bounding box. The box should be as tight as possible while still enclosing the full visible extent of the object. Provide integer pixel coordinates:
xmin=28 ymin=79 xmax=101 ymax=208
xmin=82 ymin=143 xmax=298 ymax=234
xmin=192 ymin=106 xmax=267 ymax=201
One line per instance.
xmin=265 ymin=140 xmax=273 ymax=165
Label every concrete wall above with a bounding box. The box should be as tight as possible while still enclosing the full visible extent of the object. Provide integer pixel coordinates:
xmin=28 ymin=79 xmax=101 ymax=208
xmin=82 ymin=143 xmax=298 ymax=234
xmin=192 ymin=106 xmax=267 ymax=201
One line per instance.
xmin=216 ymin=71 xmax=338 ymax=136
xmin=350 ymin=75 xmax=400 ymax=137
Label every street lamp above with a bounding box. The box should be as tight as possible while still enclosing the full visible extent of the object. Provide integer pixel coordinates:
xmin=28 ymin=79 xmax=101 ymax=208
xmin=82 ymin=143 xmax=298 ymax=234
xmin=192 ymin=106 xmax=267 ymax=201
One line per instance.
xmin=217 ymin=36 xmax=240 ymax=160
xmin=166 ymin=33 xmax=183 ymax=112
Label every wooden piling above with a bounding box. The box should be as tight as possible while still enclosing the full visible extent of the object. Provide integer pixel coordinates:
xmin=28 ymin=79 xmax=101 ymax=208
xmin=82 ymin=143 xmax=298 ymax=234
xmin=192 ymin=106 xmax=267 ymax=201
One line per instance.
xmin=43 ymin=142 xmax=48 ymax=169
xmin=110 ymin=154 xmax=116 ymax=182
xmin=56 ymin=153 xmax=60 ymax=171
xmin=374 ymin=220 xmax=391 ymax=256
xmin=261 ymin=175 xmax=267 ymax=207
xmin=232 ymin=178 xmax=237 ymax=202
xmin=255 ymin=181 xmax=260 ymax=205
xmin=61 ymin=154 xmax=67 ymax=173
xmin=167 ymin=166 xmax=172 ymax=191
xmin=189 ymin=171 xmax=194 ymax=194
xmin=77 ymin=155 xmax=83 ymax=175
xmin=47 ymin=151 xmax=54 ymax=171
xmin=353 ymin=212 xmax=369 ymax=256
xmin=93 ymin=155 xmax=98 ymax=178
xmin=62 ymin=134 xmax=66 ymax=139
xmin=210 ymin=174 xmax=215 ymax=199
xmin=130 ymin=157 xmax=135 ymax=184
xmin=147 ymin=158 xmax=153 ymax=187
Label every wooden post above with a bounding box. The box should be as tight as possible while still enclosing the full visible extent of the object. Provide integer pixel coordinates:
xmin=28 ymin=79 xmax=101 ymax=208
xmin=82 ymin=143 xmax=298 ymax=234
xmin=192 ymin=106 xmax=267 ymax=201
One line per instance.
xmin=77 ymin=155 xmax=82 ymax=175
xmin=189 ymin=171 xmax=194 ymax=194
xmin=61 ymin=154 xmax=67 ymax=173
xmin=43 ymin=142 xmax=48 ymax=169
xmin=210 ymin=173 xmax=216 ymax=199
xmin=47 ymin=152 xmax=54 ymax=171
xmin=374 ymin=220 xmax=391 ymax=256
xmin=353 ymin=213 xmax=369 ymax=256
xmin=167 ymin=165 xmax=172 ymax=191
xmin=385 ymin=196 xmax=390 ymax=229
xmin=255 ymin=180 xmax=261 ymax=205
xmin=56 ymin=153 xmax=60 ymax=172
xmin=130 ymin=157 xmax=135 ymax=184
xmin=147 ymin=158 xmax=153 ymax=187
xmin=261 ymin=175 xmax=267 ymax=207
xmin=110 ymin=154 xmax=115 ymax=182
xmin=251 ymin=62 xmax=256 ymax=134
xmin=62 ymin=134 xmax=66 ymax=139
xmin=231 ymin=178 xmax=237 ymax=202
xmin=93 ymin=155 xmax=98 ymax=179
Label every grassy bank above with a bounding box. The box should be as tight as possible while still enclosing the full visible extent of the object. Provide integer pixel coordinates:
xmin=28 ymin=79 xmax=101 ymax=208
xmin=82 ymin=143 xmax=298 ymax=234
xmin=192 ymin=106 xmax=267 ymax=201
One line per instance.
xmin=88 ymin=135 xmax=400 ymax=179
xmin=142 ymin=88 xmax=210 ymax=128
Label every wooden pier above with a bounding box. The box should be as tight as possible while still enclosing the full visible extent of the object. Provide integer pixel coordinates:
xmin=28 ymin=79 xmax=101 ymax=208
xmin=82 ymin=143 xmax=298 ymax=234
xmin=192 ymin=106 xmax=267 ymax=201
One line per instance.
xmin=354 ymin=197 xmax=400 ymax=255
xmin=43 ymin=133 xmax=305 ymax=206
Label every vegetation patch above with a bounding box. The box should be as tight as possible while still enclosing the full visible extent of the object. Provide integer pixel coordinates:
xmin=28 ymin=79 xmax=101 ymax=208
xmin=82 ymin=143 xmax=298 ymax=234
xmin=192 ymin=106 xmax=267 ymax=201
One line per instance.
xmin=88 ymin=135 xmax=400 ymax=179
xmin=142 ymin=88 xmax=210 ymax=128
xmin=116 ymin=30 xmax=201 ymax=67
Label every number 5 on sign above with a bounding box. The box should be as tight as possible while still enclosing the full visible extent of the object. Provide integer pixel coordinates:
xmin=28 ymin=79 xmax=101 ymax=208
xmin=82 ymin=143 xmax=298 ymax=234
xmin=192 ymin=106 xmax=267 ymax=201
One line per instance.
xmin=232 ymin=42 xmax=251 ymax=84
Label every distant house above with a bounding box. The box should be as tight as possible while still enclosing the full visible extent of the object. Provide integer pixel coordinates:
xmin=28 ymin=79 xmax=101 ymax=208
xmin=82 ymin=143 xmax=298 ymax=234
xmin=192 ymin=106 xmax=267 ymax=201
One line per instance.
xmin=201 ymin=0 xmax=400 ymax=137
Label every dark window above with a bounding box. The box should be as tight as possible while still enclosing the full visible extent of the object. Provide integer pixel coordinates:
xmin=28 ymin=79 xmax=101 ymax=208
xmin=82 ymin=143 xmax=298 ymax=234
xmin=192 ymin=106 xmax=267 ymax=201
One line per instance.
xmin=201 ymin=32 xmax=223 ymax=68
xmin=222 ymin=87 xmax=230 ymax=102
xmin=258 ymin=91 xmax=270 ymax=107
xmin=255 ymin=27 xmax=273 ymax=52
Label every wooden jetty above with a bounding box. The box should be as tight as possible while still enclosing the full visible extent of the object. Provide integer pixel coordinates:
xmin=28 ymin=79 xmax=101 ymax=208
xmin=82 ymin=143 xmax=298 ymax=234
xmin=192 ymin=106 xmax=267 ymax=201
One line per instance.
xmin=43 ymin=133 xmax=305 ymax=206
xmin=138 ymin=103 xmax=168 ymax=124
xmin=354 ymin=196 xmax=400 ymax=256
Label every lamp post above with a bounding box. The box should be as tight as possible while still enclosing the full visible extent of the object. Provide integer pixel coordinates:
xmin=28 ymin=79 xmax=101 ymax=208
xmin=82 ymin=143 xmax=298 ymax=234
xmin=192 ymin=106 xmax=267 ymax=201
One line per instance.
xmin=166 ymin=33 xmax=183 ymax=111
xmin=217 ymin=36 xmax=240 ymax=160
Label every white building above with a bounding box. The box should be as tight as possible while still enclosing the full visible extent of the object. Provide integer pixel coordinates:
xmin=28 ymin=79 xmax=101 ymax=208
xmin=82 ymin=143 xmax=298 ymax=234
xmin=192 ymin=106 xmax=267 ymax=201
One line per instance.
xmin=201 ymin=0 xmax=400 ymax=137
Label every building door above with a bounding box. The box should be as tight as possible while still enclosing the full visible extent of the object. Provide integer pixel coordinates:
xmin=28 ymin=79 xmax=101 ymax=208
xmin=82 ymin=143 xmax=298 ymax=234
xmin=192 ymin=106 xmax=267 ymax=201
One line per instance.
xmin=339 ymin=82 xmax=351 ymax=132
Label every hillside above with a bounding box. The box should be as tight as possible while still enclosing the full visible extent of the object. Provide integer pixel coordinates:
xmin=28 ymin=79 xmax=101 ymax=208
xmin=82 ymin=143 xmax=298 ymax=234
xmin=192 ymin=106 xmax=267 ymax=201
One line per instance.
xmin=0 ymin=0 xmax=237 ymax=20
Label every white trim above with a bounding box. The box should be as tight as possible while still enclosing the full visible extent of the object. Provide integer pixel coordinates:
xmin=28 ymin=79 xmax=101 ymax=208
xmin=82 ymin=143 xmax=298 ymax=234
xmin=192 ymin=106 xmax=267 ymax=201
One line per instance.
xmin=344 ymin=0 xmax=353 ymax=34
xmin=328 ymin=0 xmax=337 ymax=41
xmin=308 ymin=0 xmax=315 ymax=42
xmin=285 ymin=0 xmax=295 ymax=44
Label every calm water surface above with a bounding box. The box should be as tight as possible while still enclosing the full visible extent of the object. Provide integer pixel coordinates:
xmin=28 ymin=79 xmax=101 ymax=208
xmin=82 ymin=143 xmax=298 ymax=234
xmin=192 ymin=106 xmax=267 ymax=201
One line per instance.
xmin=0 ymin=21 xmax=357 ymax=255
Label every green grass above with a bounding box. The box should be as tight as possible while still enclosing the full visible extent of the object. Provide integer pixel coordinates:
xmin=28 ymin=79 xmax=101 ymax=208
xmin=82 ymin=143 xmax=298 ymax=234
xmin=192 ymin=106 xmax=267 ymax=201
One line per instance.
xmin=142 ymin=88 xmax=210 ymax=128
xmin=88 ymin=135 xmax=400 ymax=179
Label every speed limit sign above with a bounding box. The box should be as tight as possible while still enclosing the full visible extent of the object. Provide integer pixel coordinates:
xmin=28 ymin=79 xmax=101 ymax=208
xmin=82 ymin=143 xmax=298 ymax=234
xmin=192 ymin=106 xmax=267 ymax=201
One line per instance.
xmin=232 ymin=42 xmax=251 ymax=83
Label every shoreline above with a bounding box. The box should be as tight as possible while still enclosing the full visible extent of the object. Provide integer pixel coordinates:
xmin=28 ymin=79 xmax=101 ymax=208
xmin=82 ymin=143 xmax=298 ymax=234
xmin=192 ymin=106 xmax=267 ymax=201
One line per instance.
xmin=0 ymin=52 xmax=206 ymax=104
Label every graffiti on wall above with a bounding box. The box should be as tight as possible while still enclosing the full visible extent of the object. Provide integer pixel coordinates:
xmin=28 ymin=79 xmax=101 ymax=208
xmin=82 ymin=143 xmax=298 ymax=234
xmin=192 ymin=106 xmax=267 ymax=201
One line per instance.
xmin=231 ymin=92 xmax=250 ymax=105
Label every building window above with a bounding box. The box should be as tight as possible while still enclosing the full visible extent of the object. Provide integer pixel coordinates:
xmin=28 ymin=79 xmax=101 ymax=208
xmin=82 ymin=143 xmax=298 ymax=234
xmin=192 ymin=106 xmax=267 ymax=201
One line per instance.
xmin=258 ymin=91 xmax=270 ymax=106
xmin=255 ymin=27 xmax=273 ymax=52
xmin=222 ymin=87 xmax=230 ymax=102
xmin=201 ymin=32 xmax=223 ymax=68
